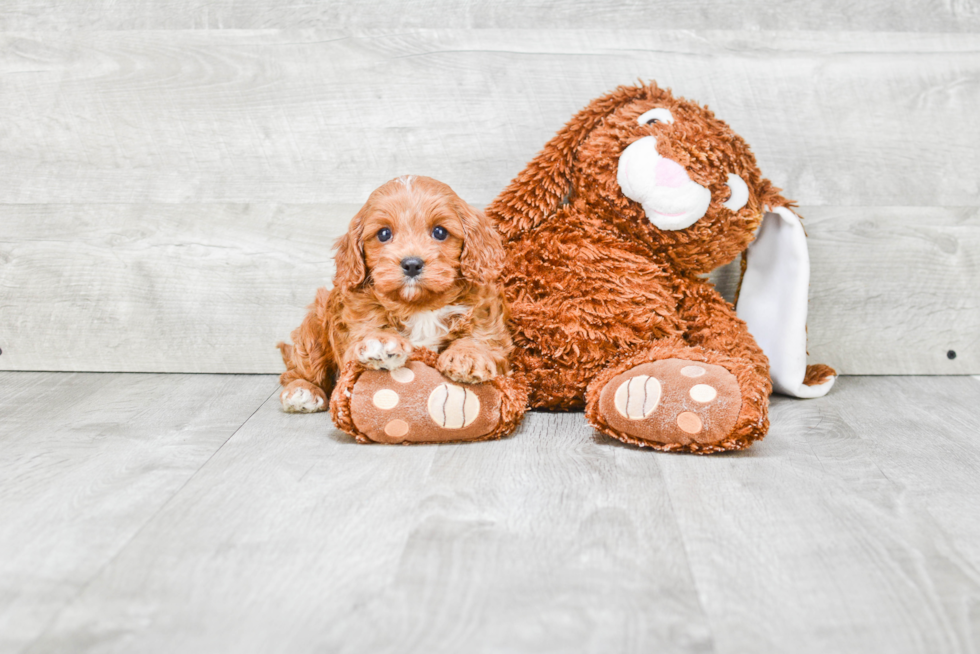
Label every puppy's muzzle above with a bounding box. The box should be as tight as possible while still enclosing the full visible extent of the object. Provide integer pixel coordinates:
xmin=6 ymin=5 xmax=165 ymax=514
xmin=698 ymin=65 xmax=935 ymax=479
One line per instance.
xmin=401 ymin=257 xmax=424 ymax=278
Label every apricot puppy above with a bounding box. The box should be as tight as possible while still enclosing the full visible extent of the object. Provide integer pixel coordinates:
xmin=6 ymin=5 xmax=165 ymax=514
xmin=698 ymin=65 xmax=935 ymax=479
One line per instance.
xmin=278 ymin=175 xmax=513 ymax=415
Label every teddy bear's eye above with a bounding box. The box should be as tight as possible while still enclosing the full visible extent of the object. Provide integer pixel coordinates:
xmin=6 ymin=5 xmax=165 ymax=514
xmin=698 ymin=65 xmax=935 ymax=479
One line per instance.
xmin=722 ymin=174 xmax=749 ymax=212
xmin=377 ymin=227 xmax=392 ymax=242
xmin=637 ymin=108 xmax=674 ymax=126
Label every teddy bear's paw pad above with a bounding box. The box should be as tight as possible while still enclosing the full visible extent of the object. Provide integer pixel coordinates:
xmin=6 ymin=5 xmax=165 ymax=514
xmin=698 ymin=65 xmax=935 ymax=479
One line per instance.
xmin=349 ymin=361 xmax=501 ymax=443
xmin=599 ymin=359 xmax=742 ymax=446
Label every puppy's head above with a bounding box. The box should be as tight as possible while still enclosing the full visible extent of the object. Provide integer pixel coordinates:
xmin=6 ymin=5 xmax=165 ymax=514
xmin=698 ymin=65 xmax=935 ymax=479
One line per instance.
xmin=334 ymin=175 xmax=503 ymax=304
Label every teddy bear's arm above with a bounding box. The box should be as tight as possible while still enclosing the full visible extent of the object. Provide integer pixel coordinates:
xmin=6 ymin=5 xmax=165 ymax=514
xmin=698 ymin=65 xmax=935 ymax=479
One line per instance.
xmin=678 ymin=274 xmax=835 ymax=399
xmin=676 ymin=278 xmax=769 ymax=375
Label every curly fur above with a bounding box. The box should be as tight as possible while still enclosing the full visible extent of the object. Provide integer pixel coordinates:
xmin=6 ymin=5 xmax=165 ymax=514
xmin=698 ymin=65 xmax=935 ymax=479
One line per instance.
xmin=279 ymin=176 xmax=514 ymax=414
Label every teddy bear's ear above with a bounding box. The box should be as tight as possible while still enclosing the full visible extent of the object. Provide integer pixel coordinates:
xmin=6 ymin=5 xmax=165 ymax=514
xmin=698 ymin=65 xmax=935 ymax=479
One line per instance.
xmin=735 ymin=206 xmax=836 ymax=398
xmin=486 ymin=85 xmax=646 ymax=241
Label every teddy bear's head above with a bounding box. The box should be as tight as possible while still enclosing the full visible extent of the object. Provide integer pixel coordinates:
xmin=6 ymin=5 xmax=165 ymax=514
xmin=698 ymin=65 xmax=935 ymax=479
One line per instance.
xmin=489 ymin=82 xmax=791 ymax=275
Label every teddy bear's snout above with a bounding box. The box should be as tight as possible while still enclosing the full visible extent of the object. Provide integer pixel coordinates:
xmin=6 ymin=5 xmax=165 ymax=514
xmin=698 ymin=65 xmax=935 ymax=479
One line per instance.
xmin=654 ymin=157 xmax=689 ymax=188
xmin=616 ymin=136 xmax=712 ymax=231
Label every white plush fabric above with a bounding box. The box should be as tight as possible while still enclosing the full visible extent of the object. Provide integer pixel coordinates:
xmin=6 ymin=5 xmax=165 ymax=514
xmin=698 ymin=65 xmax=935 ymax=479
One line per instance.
xmin=722 ymin=173 xmax=749 ymax=212
xmin=736 ymin=207 xmax=835 ymax=398
xmin=617 ymin=136 xmax=711 ymax=231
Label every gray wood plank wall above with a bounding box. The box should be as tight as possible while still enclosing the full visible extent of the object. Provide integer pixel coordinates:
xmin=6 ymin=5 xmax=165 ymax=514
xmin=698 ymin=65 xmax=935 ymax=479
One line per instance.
xmin=0 ymin=6 xmax=977 ymax=374
xmin=3 ymin=1 xmax=980 ymax=31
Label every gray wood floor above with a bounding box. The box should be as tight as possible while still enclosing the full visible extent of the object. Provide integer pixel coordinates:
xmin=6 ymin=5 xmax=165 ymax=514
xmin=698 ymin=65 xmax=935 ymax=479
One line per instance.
xmin=2 ymin=373 xmax=979 ymax=653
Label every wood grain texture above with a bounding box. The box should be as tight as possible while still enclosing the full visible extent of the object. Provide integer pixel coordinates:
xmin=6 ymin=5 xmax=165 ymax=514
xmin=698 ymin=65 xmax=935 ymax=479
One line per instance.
xmin=801 ymin=207 xmax=980 ymax=375
xmin=835 ymin=377 xmax=980 ymax=574
xmin=22 ymin=396 xmax=715 ymax=654
xmin=0 ymin=30 xmax=977 ymax=207
xmin=2 ymin=204 xmax=976 ymax=374
xmin=655 ymin=375 xmax=980 ymax=654
xmin=0 ymin=371 xmax=277 ymax=654
xmin=2 ymin=0 xmax=979 ymax=32
xmin=0 ymin=203 xmax=352 ymax=373
xmin=710 ymin=206 xmax=980 ymax=375
xmin=9 ymin=373 xmax=980 ymax=653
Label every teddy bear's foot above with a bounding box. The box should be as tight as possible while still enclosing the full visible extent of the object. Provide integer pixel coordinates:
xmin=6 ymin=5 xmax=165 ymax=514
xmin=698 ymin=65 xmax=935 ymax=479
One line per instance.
xmin=594 ymin=358 xmax=743 ymax=449
xmin=330 ymin=351 xmax=528 ymax=444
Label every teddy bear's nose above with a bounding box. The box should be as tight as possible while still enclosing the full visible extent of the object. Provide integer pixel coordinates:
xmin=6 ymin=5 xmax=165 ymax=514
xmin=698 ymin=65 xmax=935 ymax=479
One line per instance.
xmin=654 ymin=157 xmax=689 ymax=188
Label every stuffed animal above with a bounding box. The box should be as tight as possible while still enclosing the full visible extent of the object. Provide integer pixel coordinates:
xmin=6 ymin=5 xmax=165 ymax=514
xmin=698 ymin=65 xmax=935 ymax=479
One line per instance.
xmin=330 ymin=346 xmax=528 ymax=444
xmin=485 ymin=82 xmax=836 ymax=453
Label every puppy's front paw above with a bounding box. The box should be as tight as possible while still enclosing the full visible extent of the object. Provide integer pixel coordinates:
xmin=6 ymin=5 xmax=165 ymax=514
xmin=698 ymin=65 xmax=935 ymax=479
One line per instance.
xmin=280 ymin=380 xmax=328 ymax=413
xmin=352 ymin=334 xmax=413 ymax=371
xmin=437 ymin=342 xmax=499 ymax=384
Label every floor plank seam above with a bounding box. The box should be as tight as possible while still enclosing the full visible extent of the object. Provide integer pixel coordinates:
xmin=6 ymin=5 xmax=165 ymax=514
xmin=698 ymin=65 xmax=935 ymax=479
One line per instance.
xmin=798 ymin=414 xmax=832 ymax=475
xmin=651 ymin=456 xmax=720 ymax=654
xmin=17 ymin=382 xmax=280 ymax=654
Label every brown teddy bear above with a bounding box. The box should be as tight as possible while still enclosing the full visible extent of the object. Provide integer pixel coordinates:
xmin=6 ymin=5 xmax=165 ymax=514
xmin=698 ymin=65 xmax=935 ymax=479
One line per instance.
xmin=486 ymin=82 xmax=836 ymax=453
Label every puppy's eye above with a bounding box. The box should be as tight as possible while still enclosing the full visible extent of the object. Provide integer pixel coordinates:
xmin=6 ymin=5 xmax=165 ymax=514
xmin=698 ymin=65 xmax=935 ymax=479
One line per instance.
xmin=637 ymin=108 xmax=675 ymax=126
xmin=431 ymin=226 xmax=449 ymax=241
xmin=377 ymin=228 xmax=392 ymax=242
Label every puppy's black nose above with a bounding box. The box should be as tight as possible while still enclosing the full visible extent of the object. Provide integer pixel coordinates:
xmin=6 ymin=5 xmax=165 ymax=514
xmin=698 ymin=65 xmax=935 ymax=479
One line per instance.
xmin=401 ymin=257 xmax=424 ymax=278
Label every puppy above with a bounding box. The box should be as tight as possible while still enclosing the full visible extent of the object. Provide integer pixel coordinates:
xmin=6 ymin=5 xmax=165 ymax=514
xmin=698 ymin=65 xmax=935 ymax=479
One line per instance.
xmin=278 ymin=175 xmax=513 ymax=413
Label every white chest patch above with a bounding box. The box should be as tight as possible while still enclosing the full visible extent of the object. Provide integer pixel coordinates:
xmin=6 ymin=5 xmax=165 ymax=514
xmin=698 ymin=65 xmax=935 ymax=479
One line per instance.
xmin=402 ymin=305 xmax=469 ymax=351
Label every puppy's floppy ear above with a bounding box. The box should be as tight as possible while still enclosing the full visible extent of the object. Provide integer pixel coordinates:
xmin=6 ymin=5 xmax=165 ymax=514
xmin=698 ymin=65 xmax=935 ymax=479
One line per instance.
xmin=735 ymin=205 xmax=836 ymax=398
xmin=457 ymin=201 xmax=505 ymax=286
xmin=333 ymin=206 xmax=367 ymax=291
xmin=486 ymin=83 xmax=652 ymax=241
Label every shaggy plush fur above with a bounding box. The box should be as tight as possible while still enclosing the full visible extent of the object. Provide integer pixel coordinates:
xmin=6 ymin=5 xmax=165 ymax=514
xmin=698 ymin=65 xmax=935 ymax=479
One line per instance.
xmin=278 ymin=176 xmax=519 ymax=440
xmin=487 ymin=82 xmax=834 ymax=452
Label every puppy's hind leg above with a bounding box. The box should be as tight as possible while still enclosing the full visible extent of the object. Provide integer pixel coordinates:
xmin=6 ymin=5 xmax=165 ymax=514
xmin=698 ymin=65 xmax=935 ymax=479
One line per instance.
xmin=277 ymin=341 xmax=294 ymax=368
xmin=277 ymin=312 xmax=336 ymax=414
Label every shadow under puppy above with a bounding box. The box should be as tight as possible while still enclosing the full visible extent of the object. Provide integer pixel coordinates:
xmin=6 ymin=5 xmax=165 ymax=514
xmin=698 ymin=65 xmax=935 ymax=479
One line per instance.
xmin=278 ymin=175 xmax=527 ymax=443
